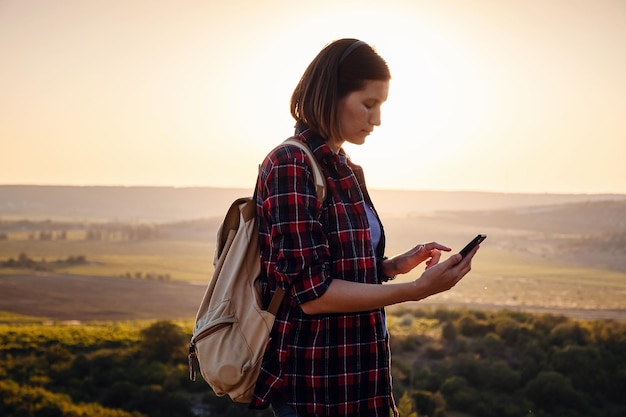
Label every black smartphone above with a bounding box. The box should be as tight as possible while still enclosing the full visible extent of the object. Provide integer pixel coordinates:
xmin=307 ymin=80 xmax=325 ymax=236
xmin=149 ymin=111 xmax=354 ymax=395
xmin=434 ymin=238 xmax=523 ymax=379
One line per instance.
xmin=459 ymin=234 xmax=487 ymax=258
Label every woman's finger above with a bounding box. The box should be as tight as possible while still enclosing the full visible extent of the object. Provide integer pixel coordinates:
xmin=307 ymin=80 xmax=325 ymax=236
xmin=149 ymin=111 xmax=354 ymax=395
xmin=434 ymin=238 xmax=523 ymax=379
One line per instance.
xmin=425 ymin=249 xmax=442 ymax=269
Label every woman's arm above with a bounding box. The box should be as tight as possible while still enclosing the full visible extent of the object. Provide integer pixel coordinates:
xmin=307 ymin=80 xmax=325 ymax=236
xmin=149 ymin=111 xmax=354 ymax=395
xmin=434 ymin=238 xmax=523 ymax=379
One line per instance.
xmin=300 ymin=244 xmax=479 ymax=315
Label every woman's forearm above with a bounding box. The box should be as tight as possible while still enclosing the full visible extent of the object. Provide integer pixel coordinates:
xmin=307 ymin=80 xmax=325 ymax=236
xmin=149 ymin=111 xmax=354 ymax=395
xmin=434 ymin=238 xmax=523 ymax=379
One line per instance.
xmin=300 ymin=278 xmax=417 ymax=315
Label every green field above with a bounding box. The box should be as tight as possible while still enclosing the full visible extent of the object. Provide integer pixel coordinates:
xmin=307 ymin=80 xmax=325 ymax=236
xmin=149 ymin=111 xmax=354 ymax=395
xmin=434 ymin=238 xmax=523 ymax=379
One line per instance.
xmin=0 ymin=234 xmax=213 ymax=283
xmin=401 ymin=247 xmax=626 ymax=314
xmin=1 ymin=210 xmax=625 ymax=321
xmin=2 ymin=235 xmax=625 ymax=321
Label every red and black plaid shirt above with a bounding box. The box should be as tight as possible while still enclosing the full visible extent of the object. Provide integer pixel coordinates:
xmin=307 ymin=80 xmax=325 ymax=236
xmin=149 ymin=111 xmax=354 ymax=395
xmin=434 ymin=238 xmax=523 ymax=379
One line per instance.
xmin=251 ymin=128 xmax=398 ymax=416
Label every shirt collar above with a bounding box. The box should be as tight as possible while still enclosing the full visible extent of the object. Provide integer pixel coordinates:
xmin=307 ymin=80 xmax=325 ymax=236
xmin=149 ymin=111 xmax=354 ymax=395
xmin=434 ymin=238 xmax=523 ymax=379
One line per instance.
xmin=295 ymin=123 xmax=350 ymax=166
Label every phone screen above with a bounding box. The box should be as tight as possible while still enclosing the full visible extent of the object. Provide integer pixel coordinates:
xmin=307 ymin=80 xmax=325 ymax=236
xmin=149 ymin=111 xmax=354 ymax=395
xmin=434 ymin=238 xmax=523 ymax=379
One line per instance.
xmin=459 ymin=234 xmax=486 ymax=258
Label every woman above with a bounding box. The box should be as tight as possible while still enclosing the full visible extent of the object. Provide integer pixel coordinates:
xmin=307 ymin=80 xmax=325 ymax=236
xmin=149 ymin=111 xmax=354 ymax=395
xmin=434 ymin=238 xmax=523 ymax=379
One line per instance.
xmin=251 ymin=38 xmax=479 ymax=417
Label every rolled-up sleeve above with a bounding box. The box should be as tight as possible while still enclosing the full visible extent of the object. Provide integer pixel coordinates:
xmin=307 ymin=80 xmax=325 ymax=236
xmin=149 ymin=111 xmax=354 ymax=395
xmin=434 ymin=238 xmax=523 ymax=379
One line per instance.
xmin=260 ymin=148 xmax=331 ymax=306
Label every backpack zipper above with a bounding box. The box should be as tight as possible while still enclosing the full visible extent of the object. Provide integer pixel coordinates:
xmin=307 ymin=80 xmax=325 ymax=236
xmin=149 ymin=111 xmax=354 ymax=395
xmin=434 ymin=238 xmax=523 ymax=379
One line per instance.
xmin=188 ymin=321 xmax=231 ymax=381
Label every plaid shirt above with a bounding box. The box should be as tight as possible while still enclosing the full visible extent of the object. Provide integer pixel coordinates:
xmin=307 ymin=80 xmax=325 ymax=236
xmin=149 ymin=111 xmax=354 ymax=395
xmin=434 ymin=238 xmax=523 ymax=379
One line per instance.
xmin=251 ymin=128 xmax=398 ymax=417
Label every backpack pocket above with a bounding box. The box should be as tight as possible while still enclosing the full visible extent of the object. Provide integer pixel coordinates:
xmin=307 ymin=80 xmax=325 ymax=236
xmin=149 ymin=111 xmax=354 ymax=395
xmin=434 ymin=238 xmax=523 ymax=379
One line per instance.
xmin=191 ymin=298 xmax=273 ymax=402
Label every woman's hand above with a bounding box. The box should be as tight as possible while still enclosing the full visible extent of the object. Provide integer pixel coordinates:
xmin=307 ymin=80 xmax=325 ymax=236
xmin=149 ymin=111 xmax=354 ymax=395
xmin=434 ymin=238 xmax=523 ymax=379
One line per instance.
xmin=382 ymin=242 xmax=452 ymax=277
xmin=411 ymin=243 xmax=478 ymax=299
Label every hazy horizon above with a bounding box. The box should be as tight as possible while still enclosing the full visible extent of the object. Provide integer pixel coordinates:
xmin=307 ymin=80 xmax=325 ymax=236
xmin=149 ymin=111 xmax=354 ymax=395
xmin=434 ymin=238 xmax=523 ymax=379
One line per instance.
xmin=1 ymin=0 xmax=625 ymax=194
xmin=2 ymin=183 xmax=626 ymax=196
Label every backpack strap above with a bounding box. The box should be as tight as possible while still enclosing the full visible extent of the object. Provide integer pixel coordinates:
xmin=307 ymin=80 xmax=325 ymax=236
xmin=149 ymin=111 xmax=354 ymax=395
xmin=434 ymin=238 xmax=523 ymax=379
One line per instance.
xmin=267 ymin=286 xmax=285 ymax=315
xmin=263 ymin=138 xmax=327 ymax=314
xmin=282 ymin=138 xmax=327 ymax=202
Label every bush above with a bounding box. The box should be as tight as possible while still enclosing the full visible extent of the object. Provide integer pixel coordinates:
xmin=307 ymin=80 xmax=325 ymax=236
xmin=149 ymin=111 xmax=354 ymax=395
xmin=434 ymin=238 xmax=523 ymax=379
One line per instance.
xmin=524 ymin=371 xmax=588 ymax=415
xmin=439 ymin=376 xmax=479 ymax=411
xmin=549 ymin=321 xmax=591 ymax=346
xmin=446 ymin=353 xmax=480 ymax=386
xmin=456 ymin=313 xmax=491 ymax=337
xmin=139 ymin=321 xmax=188 ymax=363
xmin=476 ymin=359 xmax=520 ymax=391
xmin=441 ymin=321 xmax=457 ymax=343
xmin=494 ymin=315 xmax=523 ymax=344
xmin=550 ymin=345 xmax=606 ymax=394
xmin=412 ymin=389 xmax=446 ymax=417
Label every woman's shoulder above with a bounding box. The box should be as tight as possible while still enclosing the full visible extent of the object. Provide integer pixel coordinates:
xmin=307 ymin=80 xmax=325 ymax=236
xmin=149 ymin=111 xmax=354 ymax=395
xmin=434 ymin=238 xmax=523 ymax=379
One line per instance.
xmin=261 ymin=138 xmax=313 ymax=170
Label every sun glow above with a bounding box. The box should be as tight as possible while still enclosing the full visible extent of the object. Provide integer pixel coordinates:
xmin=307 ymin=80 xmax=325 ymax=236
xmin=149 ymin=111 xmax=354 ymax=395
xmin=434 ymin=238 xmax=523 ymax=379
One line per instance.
xmin=1 ymin=0 xmax=625 ymax=194
xmin=342 ymin=21 xmax=495 ymax=190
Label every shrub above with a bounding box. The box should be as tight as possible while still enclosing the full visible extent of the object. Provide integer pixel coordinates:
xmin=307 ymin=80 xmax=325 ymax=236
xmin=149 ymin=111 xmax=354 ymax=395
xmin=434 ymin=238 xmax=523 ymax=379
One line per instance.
xmin=139 ymin=321 xmax=188 ymax=363
xmin=456 ymin=314 xmax=491 ymax=337
xmin=524 ymin=371 xmax=588 ymax=415
xmin=494 ymin=315 xmax=523 ymax=344
xmin=412 ymin=389 xmax=446 ymax=417
xmin=549 ymin=321 xmax=590 ymax=346
xmin=550 ymin=345 xmax=606 ymax=394
xmin=439 ymin=375 xmax=480 ymax=411
xmin=441 ymin=321 xmax=457 ymax=343
xmin=476 ymin=359 xmax=520 ymax=392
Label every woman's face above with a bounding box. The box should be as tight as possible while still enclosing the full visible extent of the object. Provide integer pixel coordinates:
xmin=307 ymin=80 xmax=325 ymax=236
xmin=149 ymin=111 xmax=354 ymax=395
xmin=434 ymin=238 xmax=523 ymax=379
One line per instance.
xmin=331 ymin=79 xmax=389 ymax=153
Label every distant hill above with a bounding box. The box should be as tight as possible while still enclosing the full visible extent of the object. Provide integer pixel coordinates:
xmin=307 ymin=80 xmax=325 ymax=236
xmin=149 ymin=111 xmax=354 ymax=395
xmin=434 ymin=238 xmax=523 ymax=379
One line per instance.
xmin=0 ymin=185 xmax=624 ymax=222
xmin=441 ymin=200 xmax=626 ymax=235
xmin=437 ymin=200 xmax=626 ymax=272
xmin=0 ymin=185 xmax=249 ymax=222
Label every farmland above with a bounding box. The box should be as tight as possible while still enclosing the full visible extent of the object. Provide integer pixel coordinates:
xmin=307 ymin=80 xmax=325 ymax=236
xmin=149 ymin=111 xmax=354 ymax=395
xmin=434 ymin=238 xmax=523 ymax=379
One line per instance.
xmin=1 ymin=189 xmax=625 ymax=321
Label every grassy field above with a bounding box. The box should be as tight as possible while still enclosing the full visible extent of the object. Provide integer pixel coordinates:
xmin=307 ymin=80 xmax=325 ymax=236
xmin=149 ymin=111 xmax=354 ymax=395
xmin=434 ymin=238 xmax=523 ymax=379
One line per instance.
xmin=1 ymin=239 xmax=624 ymax=321
xmin=1 ymin=205 xmax=625 ymax=321
xmin=393 ymin=247 xmax=626 ymax=319
xmin=0 ymin=235 xmax=213 ymax=283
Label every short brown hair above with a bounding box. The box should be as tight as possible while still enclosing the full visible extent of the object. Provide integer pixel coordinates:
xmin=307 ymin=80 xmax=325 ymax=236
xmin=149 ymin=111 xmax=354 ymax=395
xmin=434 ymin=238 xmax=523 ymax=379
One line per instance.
xmin=290 ymin=39 xmax=391 ymax=141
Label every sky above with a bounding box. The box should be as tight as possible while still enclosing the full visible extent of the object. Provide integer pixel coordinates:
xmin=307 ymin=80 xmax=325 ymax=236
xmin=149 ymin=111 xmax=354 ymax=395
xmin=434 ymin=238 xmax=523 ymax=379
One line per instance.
xmin=1 ymin=0 xmax=625 ymax=194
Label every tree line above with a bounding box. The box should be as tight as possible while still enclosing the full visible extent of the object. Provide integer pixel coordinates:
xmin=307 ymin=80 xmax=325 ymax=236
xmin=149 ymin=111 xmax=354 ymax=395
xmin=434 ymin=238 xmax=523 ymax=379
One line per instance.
xmin=1 ymin=309 xmax=625 ymax=417
xmin=0 ymin=253 xmax=87 ymax=271
xmin=0 ymin=252 xmax=173 ymax=281
xmin=0 ymin=219 xmax=163 ymax=241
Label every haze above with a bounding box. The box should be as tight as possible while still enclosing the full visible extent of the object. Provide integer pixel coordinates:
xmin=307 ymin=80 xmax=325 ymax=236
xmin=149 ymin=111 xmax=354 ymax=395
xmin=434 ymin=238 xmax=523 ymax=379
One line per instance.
xmin=1 ymin=0 xmax=625 ymax=194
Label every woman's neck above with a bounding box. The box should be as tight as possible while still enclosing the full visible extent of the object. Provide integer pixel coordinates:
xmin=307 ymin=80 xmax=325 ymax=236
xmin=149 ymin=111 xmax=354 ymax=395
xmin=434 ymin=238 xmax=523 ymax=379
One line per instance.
xmin=327 ymin=137 xmax=344 ymax=154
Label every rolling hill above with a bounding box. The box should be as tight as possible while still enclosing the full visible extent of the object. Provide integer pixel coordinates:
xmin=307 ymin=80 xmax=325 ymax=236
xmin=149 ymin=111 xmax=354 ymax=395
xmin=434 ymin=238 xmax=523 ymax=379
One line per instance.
xmin=1 ymin=185 xmax=624 ymax=222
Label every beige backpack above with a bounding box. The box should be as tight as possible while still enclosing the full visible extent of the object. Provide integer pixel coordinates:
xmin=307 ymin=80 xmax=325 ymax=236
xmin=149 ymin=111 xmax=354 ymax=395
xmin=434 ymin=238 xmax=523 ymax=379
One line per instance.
xmin=188 ymin=138 xmax=326 ymax=403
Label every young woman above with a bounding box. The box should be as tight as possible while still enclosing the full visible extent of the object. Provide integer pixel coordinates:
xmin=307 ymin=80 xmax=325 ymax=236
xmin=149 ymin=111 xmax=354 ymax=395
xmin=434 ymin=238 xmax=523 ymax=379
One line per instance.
xmin=252 ymin=38 xmax=479 ymax=417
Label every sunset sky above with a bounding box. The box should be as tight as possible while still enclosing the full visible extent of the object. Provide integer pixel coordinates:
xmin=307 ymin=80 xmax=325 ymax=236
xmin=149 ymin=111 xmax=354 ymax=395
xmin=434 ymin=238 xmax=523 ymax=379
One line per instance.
xmin=1 ymin=0 xmax=625 ymax=194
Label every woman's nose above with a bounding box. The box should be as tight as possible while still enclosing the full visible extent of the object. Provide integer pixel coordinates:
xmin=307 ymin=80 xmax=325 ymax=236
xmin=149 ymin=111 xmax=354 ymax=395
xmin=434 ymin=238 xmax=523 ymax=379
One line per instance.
xmin=370 ymin=109 xmax=382 ymax=126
